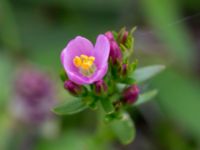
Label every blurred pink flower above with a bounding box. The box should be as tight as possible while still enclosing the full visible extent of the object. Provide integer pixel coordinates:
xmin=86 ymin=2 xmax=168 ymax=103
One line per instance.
xmin=12 ymin=67 xmax=56 ymax=125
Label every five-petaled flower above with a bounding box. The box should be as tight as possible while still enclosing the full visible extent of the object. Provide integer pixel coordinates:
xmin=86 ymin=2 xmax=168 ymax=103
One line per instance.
xmin=61 ymin=35 xmax=110 ymax=85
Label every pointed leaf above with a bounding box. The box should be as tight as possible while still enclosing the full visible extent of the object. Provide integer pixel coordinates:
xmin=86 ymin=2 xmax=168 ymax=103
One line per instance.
xmin=110 ymin=113 xmax=135 ymax=144
xmin=53 ymin=99 xmax=87 ymax=115
xmin=135 ymin=90 xmax=158 ymax=106
xmin=134 ymin=65 xmax=165 ymax=83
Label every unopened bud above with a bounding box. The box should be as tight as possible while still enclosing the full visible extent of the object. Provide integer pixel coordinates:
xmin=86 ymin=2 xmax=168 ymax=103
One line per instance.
xmin=120 ymin=64 xmax=128 ymax=76
xmin=118 ymin=30 xmax=128 ymax=45
xmin=109 ymin=41 xmax=122 ymax=64
xmin=122 ymin=84 xmax=140 ymax=104
xmin=94 ymin=80 xmax=108 ymax=95
xmin=105 ymin=31 xmax=115 ymax=41
xmin=64 ymin=80 xmax=82 ymax=96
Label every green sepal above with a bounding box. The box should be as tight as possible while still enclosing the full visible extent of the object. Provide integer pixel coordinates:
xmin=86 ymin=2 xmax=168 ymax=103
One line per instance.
xmin=104 ymin=112 xmax=122 ymax=123
xmin=124 ymin=33 xmax=134 ymax=50
xmin=83 ymin=96 xmax=98 ymax=110
xmin=128 ymin=60 xmax=138 ymax=74
xmin=117 ymin=27 xmax=126 ymax=43
xmin=60 ymin=69 xmax=68 ymax=82
xmin=120 ymin=77 xmax=135 ymax=84
xmin=112 ymin=31 xmax=118 ymax=41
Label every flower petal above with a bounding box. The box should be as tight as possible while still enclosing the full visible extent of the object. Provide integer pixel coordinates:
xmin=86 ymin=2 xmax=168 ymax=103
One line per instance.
xmin=92 ymin=63 xmax=108 ymax=82
xmin=66 ymin=70 xmax=89 ymax=85
xmin=67 ymin=64 xmax=108 ymax=85
xmin=94 ymin=35 xmax=110 ymax=68
xmin=61 ymin=36 xmax=94 ymax=79
xmin=61 ymin=36 xmax=94 ymax=63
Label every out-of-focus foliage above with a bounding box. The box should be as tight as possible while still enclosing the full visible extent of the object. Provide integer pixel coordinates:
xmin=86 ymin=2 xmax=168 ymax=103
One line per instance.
xmin=0 ymin=0 xmax=200 ymax=149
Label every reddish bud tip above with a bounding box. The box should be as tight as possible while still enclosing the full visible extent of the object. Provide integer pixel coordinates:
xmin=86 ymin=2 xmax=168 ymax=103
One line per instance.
xmin=120 ymin=64 xmax=128 ymax=76
xmin=122 ymin=84 xmax=140 ymax=104
xmin=118 ymin=29 xmax=129 ymax=45
xmin=109 ymin=41 xmax=122 ymax=64
xmin=121 ymin=31 xmax=129 ymax=44
xmin=64 ymin=80 xmax=82 ymax=96
xmin=105 ymin=31 xmax=115 ymax=41
xmin=94 ymin=80 xmax=108 ymax=95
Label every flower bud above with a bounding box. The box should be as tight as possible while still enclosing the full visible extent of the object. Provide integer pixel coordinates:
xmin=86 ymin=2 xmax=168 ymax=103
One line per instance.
xmin=105 ymin=31 xmax=122 ymax=64
xmin=122 ymin=84 xmax=140 ymax=104
xmin=118 ymin=30 xmax=128 ymax=45
xmin=64 ymin=80 xmax=82 ymax=96
xmin=109 ymin=41 xmax=122 ymax=64
xmin=94 ymin=80 xmax=108 ymax=95
xmin=120 ymin=63 xmax=128 ymax=76
xmin=105 ymin=31 xmax=115 ymax=41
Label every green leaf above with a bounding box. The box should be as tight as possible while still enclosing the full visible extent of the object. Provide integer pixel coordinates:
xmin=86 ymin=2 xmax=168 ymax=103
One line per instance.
xmin=52 ymin=99 xmax=88 ymax=115
xmin=152 ymin=69 xmax=200 ymax=137
xmin=110 ymin=113 xmax=135 ymax=145
xmin=134 ymin=65 xmax=165 ymax=83
xmin=100 ymin=98 xmax=115 ymax=114
xmin=135 ymin=89 xmax=158 ymax=106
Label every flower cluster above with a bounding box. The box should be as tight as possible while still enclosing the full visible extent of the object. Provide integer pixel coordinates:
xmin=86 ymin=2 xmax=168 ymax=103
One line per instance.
xmin=56 ymin=27 xmax=164 ymax=145
xmin=60 ymin=27 xmax=139 ymax=113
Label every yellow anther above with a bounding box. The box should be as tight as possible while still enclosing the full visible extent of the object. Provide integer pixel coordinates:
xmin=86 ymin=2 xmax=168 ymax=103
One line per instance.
xmin=73 ymin=54 xmax=96 ymax=73
xmin=73 ymin=56 xmax=82 ymax=67
xmin=81 ymin=63 xmax=90 ymax=70
xmin=80 ymin=55 xmax=88 ymax=60
xmin=88 ymin=56 xmax=95 ymax=62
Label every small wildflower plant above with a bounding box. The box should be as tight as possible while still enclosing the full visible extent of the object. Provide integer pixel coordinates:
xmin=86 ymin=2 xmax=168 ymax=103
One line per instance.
xmin=53 ymin=27 xmax=165 ymax=144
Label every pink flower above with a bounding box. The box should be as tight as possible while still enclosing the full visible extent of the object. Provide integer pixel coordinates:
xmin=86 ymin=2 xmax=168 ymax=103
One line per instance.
xmin=61 ymin=35 xmax=110 ymax=85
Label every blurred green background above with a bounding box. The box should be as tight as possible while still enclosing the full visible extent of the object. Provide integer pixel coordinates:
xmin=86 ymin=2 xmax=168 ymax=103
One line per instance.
xmin=1 ymin=0 xmax=200 ymax=149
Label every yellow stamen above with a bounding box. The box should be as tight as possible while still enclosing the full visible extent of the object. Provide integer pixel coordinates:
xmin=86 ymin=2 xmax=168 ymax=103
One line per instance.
xmin=89 ymin=56 xmax=95 ymax=61
xmin=73 ymin=54 xmax=95 ymax=71
xmin=73 ymin=56 xmax=82 ymax=67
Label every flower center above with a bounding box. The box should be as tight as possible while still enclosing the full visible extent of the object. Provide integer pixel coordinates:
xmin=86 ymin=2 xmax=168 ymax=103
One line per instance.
xmin=73 ymin=54 xmax=96 ymax=77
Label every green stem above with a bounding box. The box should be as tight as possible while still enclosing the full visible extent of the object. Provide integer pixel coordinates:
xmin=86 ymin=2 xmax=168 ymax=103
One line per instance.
xmin=94 ymin=106 xmax=114 ymax=147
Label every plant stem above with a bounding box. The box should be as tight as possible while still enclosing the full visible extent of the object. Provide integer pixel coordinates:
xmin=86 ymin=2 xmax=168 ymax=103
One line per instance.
xmin=94 ymin=105 xmax=114 ymax=147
